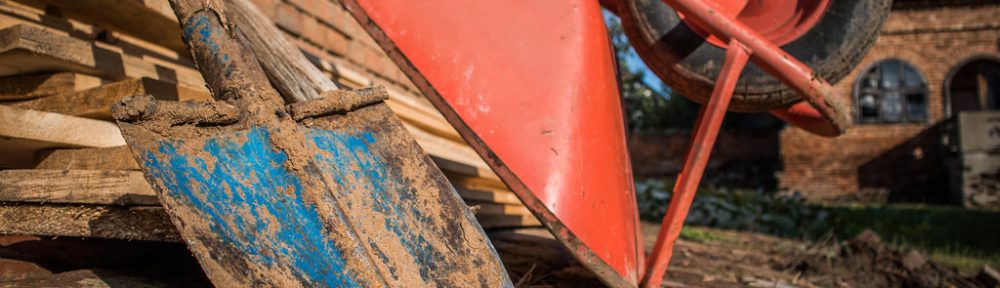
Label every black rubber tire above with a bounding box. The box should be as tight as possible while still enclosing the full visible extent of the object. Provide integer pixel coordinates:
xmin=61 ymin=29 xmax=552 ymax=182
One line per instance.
xmin=619 ymin=0 xmax=891 ymax=112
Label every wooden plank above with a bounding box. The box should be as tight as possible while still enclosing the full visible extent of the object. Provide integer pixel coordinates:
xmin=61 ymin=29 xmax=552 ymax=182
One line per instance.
xmin=32 ymin=0 xmax=187 ymax=54
xmin=0 ymin=24 xmax=206 ymax=90
xmin=0 ymin=105 xmax=125 ymax=168
xmin=475 ymin=215 xmax=542 ymax=229
xmin=455 ymin=186 xmax=523 ymax=205
xmin=466 ymin=201 xmax=532 ymax=217
xmin=402 ymin=121 xmax=503 ymax=182
xmin=405 ymin=121 xmax=484 ymax=167
xmin=445 ymin=170 xmax=510 ymax=190
xmin=385 ymin=98 xmax=463 ymax=142
xmin=0 ymin=1 xmax=192 ymax=77
xmin=35 ymin=146 xmax=140 ymax=170
xmin=0 ymin=24 xmax=95 ymax=76
xmin=12 ymin=78 xmax=210 ymax=119
xmin=0 ymin=204 xmax=180 ymax=242
xmin=0 ymin=0 xmax=192 ymax=65
xmin=431 ymin=156 xmax=502 ymax=182
xmin=0 ymin=169 xmax=157 ymax=205
xmin=296 ymin=39 xmax=372 ymax=88
xmin=0 ymin=0 xmax=99 ymax=40
xmin=0 ymin=72 xmax=103 ymax=100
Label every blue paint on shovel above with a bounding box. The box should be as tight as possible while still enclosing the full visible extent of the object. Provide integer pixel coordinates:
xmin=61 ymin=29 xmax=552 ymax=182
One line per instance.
xmin=142 ymin=127 xmax=366 ymax=287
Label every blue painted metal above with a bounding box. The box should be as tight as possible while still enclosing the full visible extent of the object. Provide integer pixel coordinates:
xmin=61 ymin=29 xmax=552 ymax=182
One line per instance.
xmin=143 ymin=127 xmax=367 ymax=287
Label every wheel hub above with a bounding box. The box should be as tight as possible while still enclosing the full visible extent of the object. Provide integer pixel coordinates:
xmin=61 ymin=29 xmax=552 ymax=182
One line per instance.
xmin=679 ymin=0 xmax=832 ymax=47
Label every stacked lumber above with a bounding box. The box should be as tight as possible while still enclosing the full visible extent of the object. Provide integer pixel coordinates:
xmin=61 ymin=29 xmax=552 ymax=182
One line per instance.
xmin=0 ymin=0 xmax=538 ymax=242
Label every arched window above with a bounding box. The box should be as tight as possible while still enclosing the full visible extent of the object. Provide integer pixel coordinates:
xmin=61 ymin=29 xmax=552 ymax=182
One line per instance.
xmin=854 ymin=59 xmax=929 ymax=124
xmin=945 ymin=57 xmax=1000 ymax=117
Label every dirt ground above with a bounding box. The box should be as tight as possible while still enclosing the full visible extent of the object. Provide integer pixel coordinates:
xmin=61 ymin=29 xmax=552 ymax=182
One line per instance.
xmin=496 ymin=223 xmax=990 ymax=288
xmin=0 ymin=223 xmax=994 ymax=287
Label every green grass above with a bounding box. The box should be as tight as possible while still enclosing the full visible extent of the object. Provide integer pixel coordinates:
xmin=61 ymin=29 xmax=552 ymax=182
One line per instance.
xmin=822 ymin=204 xmax=1000 ymax=266
xmin=679 ymin=227 xmax=723 ymax=243
xmin=923 ymin=246 xmax=1000 ymax=273
xmin=635 ymin=179 xmax=1000 ymax=273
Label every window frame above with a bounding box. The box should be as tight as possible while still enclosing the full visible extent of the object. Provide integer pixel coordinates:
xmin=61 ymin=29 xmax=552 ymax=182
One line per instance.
xmin=852 ymin=59 xmax=930 ymax=124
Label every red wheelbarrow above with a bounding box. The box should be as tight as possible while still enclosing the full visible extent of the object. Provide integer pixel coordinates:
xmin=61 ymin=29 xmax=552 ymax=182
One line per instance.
xmin=339 ymin=0 xmax=889 ymax=287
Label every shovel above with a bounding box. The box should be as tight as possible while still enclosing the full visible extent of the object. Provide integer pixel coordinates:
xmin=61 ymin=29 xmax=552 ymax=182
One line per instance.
xmin=111 ymin=0 xmax=512 ymax=286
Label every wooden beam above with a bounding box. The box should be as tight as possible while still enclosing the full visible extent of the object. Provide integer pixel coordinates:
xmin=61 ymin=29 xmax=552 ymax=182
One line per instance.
xmin=31 ymin=0 xmax=186 ymax=54
xmin=407 ymin=121 xmax=484 ymax=167
xmin=0 ymin=24 xmax=94 ymax=76
xmin=466 ymin=201 xmax=532 ymax=217
xmin=385 ymin=98 xmax=463 ymax=142
xmin=430 ymin=156 xmax=502 ymax=182
xmin=0 ymin=0 xmax=99 ymax=40
xmin=0 ymin=24 xmax=206 ymax=90
xmin=35 ymin=146 xmax=139 ymax=170
xmin=475 ymin=215 xmax=542 ymax=229
xmin=402 ymin=121 xmax=501 ymax=181
xmin=454 ymin=186 xmax=523 ymax=205
xmin=0 ymin=204 xmax=180 ymax=242
xmin=0 ymin=105 xmax=124 ymax=168
xmin=0 ymin=169 xmax=156 ymax=205
xmin=0 ymin=72 xmax=103 ymax=100
xmin=446 ymin=170 xmax=507 ymax=186
xmin=12 ymin=78 xmax=209 ymax=120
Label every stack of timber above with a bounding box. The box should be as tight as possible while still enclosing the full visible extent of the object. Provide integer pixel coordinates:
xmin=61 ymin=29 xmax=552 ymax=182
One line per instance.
xmin=0 ymin=0 xmax=538 ymax=243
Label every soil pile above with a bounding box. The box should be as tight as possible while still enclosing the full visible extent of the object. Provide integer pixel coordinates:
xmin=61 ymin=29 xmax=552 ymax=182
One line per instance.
xmin=790 ymin=230 xmax=983 ymax=288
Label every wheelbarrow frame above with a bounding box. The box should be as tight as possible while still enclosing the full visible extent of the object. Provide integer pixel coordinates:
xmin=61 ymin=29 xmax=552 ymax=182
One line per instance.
xmin=340 ymin=0 xmax=855 ymax=287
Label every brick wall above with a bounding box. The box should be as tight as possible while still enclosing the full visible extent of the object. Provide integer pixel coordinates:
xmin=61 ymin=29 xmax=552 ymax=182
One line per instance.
xmin=246 ymin=0 xmax=416 ymax=94
xmin=630 ymin=130 xmax=780 ymax=188
xmin=778 ymin=2 xmax=1000 ymax=201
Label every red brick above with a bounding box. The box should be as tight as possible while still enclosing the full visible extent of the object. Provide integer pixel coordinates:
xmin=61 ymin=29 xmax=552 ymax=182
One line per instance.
xmin=299 ymin=15 xmax=323 ymax=43
xmin=352 ymin=23 xmax=379 ymax=49
xmin=249 ymin=0 xmax=278 ymax=18
xmin=321 ymin=27 xmax=350 ymax=56
xmin=284 ymin=0 xmax=318 ymax=12
xmin=323 ymin=1 xmax=363 ymax=40
xmin=273 ymin=2 xmax=302 ymax=35
xmin=344 ymin=40 xmax=371 ymax=68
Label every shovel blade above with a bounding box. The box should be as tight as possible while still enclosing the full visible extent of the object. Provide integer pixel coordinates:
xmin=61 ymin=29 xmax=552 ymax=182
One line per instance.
xmin=120 ymin=102 xmax=511 ymax=287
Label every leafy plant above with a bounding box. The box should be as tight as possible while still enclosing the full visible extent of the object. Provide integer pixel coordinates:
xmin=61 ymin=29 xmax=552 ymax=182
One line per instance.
xmin=635 ymin=179 xmax=832 ymax=239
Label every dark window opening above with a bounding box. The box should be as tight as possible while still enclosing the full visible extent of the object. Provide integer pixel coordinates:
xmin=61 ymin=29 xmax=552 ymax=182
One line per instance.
xmin=854 ymin=59 xmax=929 ymax=124
xmin=947 ymin=58 xmax=1000 ymax=116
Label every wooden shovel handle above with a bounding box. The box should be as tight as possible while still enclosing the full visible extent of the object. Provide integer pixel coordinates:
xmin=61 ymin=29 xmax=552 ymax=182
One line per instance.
xmin=168 ymin=0 xmax=285 ymax=113
xmin=223 ymin=0 xmax=340 ymax=103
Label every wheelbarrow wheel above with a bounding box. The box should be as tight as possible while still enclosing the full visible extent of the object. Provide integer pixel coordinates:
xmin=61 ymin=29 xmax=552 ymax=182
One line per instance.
xmin=619 ymin=0 xmax=891 ymax=112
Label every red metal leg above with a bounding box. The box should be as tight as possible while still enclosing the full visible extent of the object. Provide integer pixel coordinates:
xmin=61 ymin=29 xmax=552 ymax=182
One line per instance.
xmin=640 ymin=40 xmax=750 ymax=288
